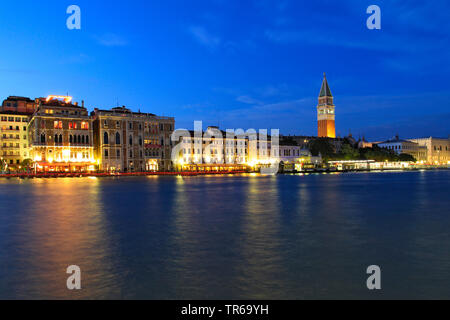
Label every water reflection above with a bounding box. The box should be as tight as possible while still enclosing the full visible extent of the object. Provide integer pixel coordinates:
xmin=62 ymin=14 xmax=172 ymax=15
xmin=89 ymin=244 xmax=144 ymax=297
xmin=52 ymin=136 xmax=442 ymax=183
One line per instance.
xmin=0 ymin=178 xmax=119 ymax=299
xmin=0 ymin=171 xmax=449 ymax=299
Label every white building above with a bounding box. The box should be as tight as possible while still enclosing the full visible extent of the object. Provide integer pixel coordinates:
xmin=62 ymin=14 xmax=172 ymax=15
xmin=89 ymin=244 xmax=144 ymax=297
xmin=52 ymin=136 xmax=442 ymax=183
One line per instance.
xmin=377 ymin=136 xmax=427 ymax=162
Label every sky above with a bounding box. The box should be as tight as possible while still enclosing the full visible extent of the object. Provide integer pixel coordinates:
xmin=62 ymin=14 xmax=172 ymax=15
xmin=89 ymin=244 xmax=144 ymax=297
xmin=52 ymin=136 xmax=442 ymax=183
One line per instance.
xmin=0 ymin=0 xmax=449 ymax=140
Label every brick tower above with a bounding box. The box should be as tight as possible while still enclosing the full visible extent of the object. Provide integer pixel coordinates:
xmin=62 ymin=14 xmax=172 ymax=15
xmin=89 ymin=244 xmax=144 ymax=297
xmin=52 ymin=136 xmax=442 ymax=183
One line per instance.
xmin=317 ymin=73 xmax=336 ymax=138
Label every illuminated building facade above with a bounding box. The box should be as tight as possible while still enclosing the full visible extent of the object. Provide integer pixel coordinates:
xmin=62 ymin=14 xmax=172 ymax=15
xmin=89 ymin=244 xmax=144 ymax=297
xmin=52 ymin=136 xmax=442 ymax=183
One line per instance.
xmin=408 ymin=137 xmax=450 ymax=164
xmin=174 ymin=126 xmax=282 ymax=172
xmin=378 ymin=136 xmax=427 ymax=162
xmin=28 ymin=96 xmax=95 ymax=172
xmin=174 ymin=126 xmax=249 ymax=172
xmin=317 ymin=73 xmax=336 ymax=138
xmin=92 ymin=107 xmax=174 ymax=172
xmin=0 ymin=112 xmax=31 ymax=166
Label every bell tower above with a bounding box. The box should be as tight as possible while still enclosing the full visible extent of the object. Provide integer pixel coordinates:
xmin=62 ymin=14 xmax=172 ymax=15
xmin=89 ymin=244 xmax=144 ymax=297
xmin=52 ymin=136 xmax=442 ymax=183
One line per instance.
xmin=317 ymin=73 xmax=336 ymax=138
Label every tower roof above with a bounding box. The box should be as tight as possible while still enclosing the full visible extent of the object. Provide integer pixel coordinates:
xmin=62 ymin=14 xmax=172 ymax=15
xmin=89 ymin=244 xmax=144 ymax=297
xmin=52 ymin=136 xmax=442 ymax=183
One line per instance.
xmin=319 ymin=73 xmax=333 ymax=97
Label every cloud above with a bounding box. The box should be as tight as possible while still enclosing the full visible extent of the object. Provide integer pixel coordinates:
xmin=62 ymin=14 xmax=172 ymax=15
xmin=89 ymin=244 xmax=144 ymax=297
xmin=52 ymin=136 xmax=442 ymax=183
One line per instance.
xmin=188 ymin=26 xmax=221 ymax=50
xmin=236 ymin=95 xmax=263 ymax=105
xmin=95 ymin=33 xmax=128 ymax=47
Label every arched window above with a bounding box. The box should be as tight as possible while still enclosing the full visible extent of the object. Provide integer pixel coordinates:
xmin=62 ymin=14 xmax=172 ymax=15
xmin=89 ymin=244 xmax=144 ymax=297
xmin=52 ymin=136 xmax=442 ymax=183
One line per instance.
xmin=69 ymin=135 xmax=73 ymax=144
xmin=59 ymin=134 xmax=63 ymax=143
xmin=104 ymin=132 xmax=109 ymax=144
xmin=41 ymin=134 xmax=45 ymax=143
xmin=139 ymin=136 xmax=143 ymax=146
xmin=82 ymin=135 xmax=85 ymax=144
xmin=116 ymin=132 xmax=121 ymax=145
xmin=129 ymin=135 xmax=133 ymax=145
xmin=54 ymin=134 xmax=58 ymax=144
xmin=86 ymin=135 xmax=89 ymax=144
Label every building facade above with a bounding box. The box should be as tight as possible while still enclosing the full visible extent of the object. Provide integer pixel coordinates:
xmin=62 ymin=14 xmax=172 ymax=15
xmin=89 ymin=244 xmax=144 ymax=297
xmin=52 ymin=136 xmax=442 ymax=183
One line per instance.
xmin=1 ymin=96 xmax=36 ymax=115
xmin=377 ymin=136 xmax=427 ymax=162
xmin=174 ymin=126 xmax=249 ymax=172
xmin=173 ymin=126 xmax=287 ymax=172
xmin=28 ymin=96 xmax=95 ymax=172
xmin=408 ymin=137 xmax=450 ymax=164
xmin=92 ymin=107 xmax=174 ymax=172
xmin=0 ymin=112 xmax=31 ymax=167
xmin=317 ymin=73 xmax=336 ymax=138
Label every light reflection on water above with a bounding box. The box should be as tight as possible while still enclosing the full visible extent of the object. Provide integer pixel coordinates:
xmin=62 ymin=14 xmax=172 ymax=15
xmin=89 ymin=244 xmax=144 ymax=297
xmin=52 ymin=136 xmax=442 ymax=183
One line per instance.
xmin=0 ymin=171 xmax=449 ymax=299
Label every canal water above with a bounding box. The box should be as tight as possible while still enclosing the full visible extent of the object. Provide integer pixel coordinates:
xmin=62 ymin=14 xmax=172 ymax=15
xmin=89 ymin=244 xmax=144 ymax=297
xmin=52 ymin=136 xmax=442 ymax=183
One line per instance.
xmin=0 ymin=171 xmax=449 ymax=299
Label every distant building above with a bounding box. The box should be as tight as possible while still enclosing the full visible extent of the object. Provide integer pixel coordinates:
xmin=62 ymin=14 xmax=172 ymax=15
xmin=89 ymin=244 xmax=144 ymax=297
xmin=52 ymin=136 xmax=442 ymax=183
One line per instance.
xmin=408 ymin=137 xmax=450 ymax=164
xmin=317 ymin=73 xmax=336 ymax=138
xmin=377 ymin=136 xmax=427 ymax=162
xmin=1 ymin=96 xmax=36 ymax=115
xmin=91 ymin=107 xmax=174 ymax=172
xmin=28 ymin=96 xmax=96 ymax=172
xmin=0 ymin=112 xmax=31 ymax=166
xmin=358 ymin=137 xmax=373 ymax=149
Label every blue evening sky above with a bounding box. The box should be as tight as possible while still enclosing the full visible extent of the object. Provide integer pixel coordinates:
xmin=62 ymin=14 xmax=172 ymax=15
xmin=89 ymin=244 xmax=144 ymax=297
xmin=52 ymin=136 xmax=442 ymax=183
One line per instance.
xmin=0 ymin=0 xmax=449 ymax=140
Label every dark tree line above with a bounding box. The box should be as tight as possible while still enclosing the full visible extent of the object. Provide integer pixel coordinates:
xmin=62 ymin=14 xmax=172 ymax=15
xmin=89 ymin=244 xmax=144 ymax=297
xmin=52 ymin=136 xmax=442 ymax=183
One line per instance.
xmin=308 ymin=138 xmax=416 ymax=162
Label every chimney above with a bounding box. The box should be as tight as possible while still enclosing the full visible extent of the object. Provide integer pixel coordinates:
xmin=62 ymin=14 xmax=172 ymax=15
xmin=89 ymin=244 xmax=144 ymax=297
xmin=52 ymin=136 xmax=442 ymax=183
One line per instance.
xmin=82 ymin=100 xmax=85 ymax=108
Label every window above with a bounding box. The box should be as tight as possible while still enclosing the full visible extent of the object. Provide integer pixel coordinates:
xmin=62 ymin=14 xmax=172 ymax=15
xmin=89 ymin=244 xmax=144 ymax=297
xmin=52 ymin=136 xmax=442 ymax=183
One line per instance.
xmin=104 ymin=132 xmax=109 ymax=144
xmin=69 ymin=135 xmax=73 ymax=144
xmin=129 ymin=135 xmax=133 ymax=145
xmin=104 ymin=149 xmax=109 ymax=158
xmin=129 ymin=150 xmax=133 ymax=158
xmin=86 ymin=135 xmax=89 ymax=144
xmin=59 ymin=134 xmax=63 ymax=144
xmin=117 ymin=149 xmax=120 ymax=157
xmin=139 ymin=136 xmax=142 ymax=146
xmin=116 ymin=132 xmax=121 ymax=145
xmin=129 ymin=122 xmax=132 ymax=130
xmin=41 ymin=134 xmax=45 ymax=143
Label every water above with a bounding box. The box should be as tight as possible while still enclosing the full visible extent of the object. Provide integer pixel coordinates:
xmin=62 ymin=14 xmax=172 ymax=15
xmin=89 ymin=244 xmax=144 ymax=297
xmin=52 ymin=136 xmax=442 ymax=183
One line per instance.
xmin=0 ymin=171 xmax=449 ymax=299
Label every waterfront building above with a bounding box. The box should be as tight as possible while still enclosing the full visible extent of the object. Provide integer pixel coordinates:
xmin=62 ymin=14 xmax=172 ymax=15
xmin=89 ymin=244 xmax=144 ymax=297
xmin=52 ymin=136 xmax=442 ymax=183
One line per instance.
xmin=276 ymin=144 xmax=311 ymax=172
xmin=92 ymin=107 xmax=174 ymax=172
xmin=0 ymin=112 xmax=31 ymax=166
xmin=408 ymin=137 xmax=450 ymax=164
xmin=377 ymin=136 xmax=427 ymax=162
xmin=1 ymin=96 xmax=36 ymax=115
xmin=317 ymin=73 xmax=336 ymax=138
xmin=174 ymin=126 xmax=249 ymax=172
xmin=28 ymin=96 xmax=96 ymax=172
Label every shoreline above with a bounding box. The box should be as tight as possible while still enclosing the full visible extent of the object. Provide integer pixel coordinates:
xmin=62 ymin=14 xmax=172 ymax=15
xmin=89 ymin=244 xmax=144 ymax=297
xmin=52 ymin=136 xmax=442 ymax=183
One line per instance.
xmin=0 ymin=167 xmax=448 ymax=179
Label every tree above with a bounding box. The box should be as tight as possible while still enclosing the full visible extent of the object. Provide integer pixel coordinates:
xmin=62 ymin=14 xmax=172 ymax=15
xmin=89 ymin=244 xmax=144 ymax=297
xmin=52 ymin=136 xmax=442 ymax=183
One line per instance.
xmin=20 ymin=159 xmax=34 ymax=173
xmin=308 ymin=138 xmax=335 ymax=160
xmin=340 ymin=143 xmax=360 ymax=160
xmin=398 ymin=153 xmax=416 ymax=162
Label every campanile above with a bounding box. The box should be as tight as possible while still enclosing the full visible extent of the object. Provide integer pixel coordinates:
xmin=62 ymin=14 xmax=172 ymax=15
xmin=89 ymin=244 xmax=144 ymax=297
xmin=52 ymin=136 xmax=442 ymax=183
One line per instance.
xmin=317 ymin=73 xmax=336 ymax=138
